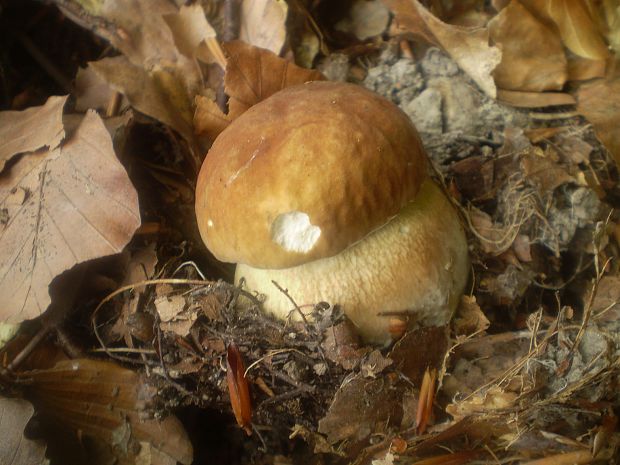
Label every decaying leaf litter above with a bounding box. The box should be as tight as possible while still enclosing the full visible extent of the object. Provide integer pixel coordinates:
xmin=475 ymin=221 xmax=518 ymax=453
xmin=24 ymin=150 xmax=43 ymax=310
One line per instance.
xmin=0 ymin=0 xmax=620 ymax=464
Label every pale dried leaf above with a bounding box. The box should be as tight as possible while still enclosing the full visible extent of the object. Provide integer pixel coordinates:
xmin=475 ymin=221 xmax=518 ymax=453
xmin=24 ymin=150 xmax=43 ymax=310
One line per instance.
xmin=0 ymin=397 xmax=47 ymax=465
xmin=194 ymin=41 xmax=325 ymax=140
xmin=384 ymin=0 xmax=501 ymax=97
xmin=240 ymin=0 xmax=288 ymax=54
xmin=489 ymin=0 xmax=567 ymax=92
xmin=446 ymin=386 xmax=518 ymax=421
xmin=521 ymin=153 xmax=575 ymax=195
xmin=22 ymin=358 xmax=193 ymax=464
xmin=155 ymin=294 xmax=186 ymax=322
xmin=96 ymin=0 xmax=181 ymax=67
xmin=567 ymin=57 xmax=607 ymax=81
xmin=0 ymin=111 xmax=140 ymax=323
xmin=383 ymin=0 xmax=439 ymax=45
xmin=522 ymin=0 xmax=610 ymax=59
xmin=453 ymin=295 xmax=490 ymax=336
xmin=591 ymin=276 xmax=620 ymax=322
xmin=576 ymin=77 xmax=620 ymax=166
xmin=335 ymin=0 xmax=390 ymax=40
xmin=497 ymin=89 xmax=576 ymax=107
xmin=163 ymin=4 xmax=218 ymax=63
xmin=90 ymin=56 xmax=195 ymax=145
xmin=74 ymin=66 xmax=129 ymax=112
xmin=0 ymin=96 xmax=66 ymax=172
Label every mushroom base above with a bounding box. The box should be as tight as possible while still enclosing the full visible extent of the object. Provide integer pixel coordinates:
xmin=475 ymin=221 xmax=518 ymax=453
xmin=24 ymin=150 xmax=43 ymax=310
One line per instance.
xmin=235 ymin=180 xmax=469 ymax=345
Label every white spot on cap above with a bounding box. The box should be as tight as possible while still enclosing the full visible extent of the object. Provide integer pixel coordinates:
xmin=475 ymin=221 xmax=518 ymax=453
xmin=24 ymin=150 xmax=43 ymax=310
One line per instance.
xmin=271 ymin=211 xmax=321 ymax=254
xmin=207 ymin=219 xmax=214 ymax=227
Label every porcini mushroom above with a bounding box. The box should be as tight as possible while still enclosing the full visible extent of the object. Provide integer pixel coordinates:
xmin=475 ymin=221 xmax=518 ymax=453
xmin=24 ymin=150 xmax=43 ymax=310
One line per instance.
xmin=195 ymin=81 xmax=469 ymax=344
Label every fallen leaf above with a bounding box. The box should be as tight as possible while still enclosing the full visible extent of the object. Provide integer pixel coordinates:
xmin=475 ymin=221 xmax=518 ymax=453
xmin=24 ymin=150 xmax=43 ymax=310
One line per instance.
xmin=521 ymin=152 xmax=575 ymax=195
xmin=74 ymin=66 xmax=129 ymax=113
xmin=335 ymin=0 xmax=390 ymax=40
xmin=90 ymin=56 xmax=197 ymax=148
xmin=0 ymin=397 xmax=47 ymax=465
xmin=240 ymin=0 xmax=288 ymax=54
xmin=489 ymin=0 xmax=567 ymax=92
xmin=0 ymin=110 xmax=140 ymax=323
xmin=372 ymin=451 xmax=395 ymax=465
xmin=496 ymin=89 xmax=576 ymax=108
xmin=591 ymin=276 xmax=620 ymax=322
xmin=384 ymin=0 xmax=501 ymax=97
xmin=453 ymin=295 xmax=490 ymax=336
xmin=576 ymin=77 xmax=620 ymax=166
xmin=80 ymin=0 xmax=183 ymax=68
xmin=155 ymin=294 xmax=187 ymax=323
xmin=20 ymin=358 xmax=193 ymax=464
xmin=522 ymin=0 xmax=610 ymax=60
xmin=389 ymin=326 xmax=449 ymax=385
xmin=163 ymin=4 xmax=222 ymax=65
xmin=226 ymin=343 xmax=253 ymax=435
xmin=194 ymin=41 xmax=325 ymax=141
xmin=318 ymin=373 xmax=404 ymax=444
xmin=567 ymin=57 xmax=607 ymax=81
xmin=0 ymin=95 xmax=66 ymax=172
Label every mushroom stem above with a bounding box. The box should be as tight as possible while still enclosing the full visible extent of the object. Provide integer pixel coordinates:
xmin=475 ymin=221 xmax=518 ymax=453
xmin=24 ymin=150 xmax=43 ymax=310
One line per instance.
xmin=235 ymin=180 xmax=469 ymax=344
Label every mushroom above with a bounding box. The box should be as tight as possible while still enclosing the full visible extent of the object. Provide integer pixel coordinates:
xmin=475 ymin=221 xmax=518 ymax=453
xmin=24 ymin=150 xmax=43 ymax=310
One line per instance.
xmin=195 ymin=81 xmax=469 ymax=344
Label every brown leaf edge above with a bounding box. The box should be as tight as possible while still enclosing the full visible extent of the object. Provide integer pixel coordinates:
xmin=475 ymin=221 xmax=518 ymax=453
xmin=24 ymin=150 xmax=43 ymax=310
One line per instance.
xmin=226 ymin=342 xmax=253 ymax=435
xmin=193 ymin=40 xmax=325 ymax=142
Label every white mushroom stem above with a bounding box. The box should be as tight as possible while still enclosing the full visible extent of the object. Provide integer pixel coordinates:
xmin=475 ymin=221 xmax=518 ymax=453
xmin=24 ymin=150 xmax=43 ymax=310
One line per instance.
xmin=235 ymin=180 xmax=470 ymax=344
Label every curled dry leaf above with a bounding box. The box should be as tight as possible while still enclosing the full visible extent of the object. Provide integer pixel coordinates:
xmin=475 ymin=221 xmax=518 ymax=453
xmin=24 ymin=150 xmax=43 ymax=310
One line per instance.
xmin=226 ymin=343 xmax=253 ymax=435
xmin=20 ymin=358 xmax=193 ymax=464
xmin=69 ymin=0 xmax=183 ymax=68
xmin=384 ymin=0 xmax=501 ymax=97
xmin=0 ymin=106 xmax=140 ymax=323
xmin=0 ymin=397 xmax=47 ymax=465
xmin=74 ymin=66 xmax=130 ymax=113
xmin=335 ymin=0 xmax=390 ymax=41
xmin=318 ymin=373 xmax=404 ymax=444
xmin=194 ymin=41 xmax=325 ymax=141
xmin=521 ymin=0 xmax=610 ymax=60
xmin=489 ymin=0 xmax=567 ymax=92
xmin=577 ymin=77 xmax=620 ymax=167
xmin=163 ymin=4 xmax=223 ymax=66
xmin=0 ymin=95 xmax=65 ymax=172
xmin=496 ymin=89 xmax=575 ymax=108
xmin=240 ymin=0 xmax=288 ymax=54
xmin=90 ymin=56 xmax=197 ymax=149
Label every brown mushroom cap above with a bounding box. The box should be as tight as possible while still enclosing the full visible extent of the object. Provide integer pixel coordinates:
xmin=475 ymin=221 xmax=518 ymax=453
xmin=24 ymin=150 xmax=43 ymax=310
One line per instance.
xmin=195 ymin=81 xmax=428 ymax=269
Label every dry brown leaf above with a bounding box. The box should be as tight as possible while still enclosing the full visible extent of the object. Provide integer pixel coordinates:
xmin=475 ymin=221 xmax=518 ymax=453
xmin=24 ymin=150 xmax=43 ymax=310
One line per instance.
xmin=453 ymin=295 xmax=490 ymax=336
xmin=0 ymin=397 xmax=47 ymax=465
xmin=82 ymin=0 xmax=183 ymax=68
xmin=497 ymin=89 xmax=576 ymax=107
xmin=0 ymin=95 xmax=66 ymax=172
xmin=90 ymin=56 xmax=196 ymax=146
xmin=576 ymin=77 xmax=620 ymax=166
xmin=489 ymin=0 xmax=567 ymax=92
xmin=0 ymin=110 xmax=140 ymax=323
xmin=318 ymin=373 xmax=404 ymax=444
xmin=163 ymin=4 xmax=221 ymax=65
xmin=591 ymin=275 xmax=620 ymax=322
xmin=74 ymin=66 xmax=129 ymax=113
xmin=384 ymin=0 xmax=501 ymax=97
xmin=521 ymin=153 xmax=576 ymax=195
xmin=567 ymin=57 xmax=607 ymax=81
xmin=521 ymin=0 xmax=610 ymax=59
xmin=21 ymin=358 xmax=193 ymax=464
xmin=389 ymin=325 xmax=450 ymax=385
xmin=240 ymin=0 xmax=288 ymax=54
xmin=194 ymin=41 xmax=325 ymax=141
xmin=335 ymin=0 xmax=390 ymax=40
